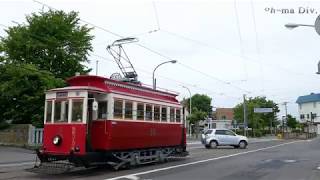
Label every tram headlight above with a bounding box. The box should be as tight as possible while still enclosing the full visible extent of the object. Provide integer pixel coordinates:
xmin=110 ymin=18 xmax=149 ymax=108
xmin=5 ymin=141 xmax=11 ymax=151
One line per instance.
xmin=52 ymin=135 xmax=62 ymax=146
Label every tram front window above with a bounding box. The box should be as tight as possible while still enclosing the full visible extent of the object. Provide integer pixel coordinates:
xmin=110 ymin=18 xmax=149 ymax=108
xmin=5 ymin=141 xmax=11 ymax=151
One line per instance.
xmin=54 ymin=99 xmax=69 ymax=123
xmin=72 ymin=99 xmax=83 ymax=122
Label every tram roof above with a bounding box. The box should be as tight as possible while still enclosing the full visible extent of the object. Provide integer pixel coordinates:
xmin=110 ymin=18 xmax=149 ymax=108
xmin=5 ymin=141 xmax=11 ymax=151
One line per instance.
xmin=65 ymin=75 xmax=179 ymax=103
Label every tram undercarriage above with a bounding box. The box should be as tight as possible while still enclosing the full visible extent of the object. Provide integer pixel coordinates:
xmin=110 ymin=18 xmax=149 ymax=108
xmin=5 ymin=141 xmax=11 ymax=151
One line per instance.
xmin=29 ymin=146 xmax=188 ymax=174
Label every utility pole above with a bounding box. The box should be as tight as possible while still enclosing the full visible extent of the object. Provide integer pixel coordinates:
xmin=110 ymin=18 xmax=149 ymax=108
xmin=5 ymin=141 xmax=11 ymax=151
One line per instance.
xmin=283 ymin=102 xmax=288 ymax=137
xmin=243 ymin=94 xmax=247 ymax=136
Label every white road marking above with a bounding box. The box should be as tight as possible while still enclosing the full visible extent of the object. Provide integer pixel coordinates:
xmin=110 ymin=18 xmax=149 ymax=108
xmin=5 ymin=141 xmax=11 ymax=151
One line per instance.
xmin=187 ymin=142 xmax=201 ymax=145
xmin=105 ymin=140 xmax=305 ymax=180
xmin=283 ymin=159 xmax=296 ymax=163
xmin=123 ymin=175 xmax=140 ymax=180
xmin=0 ymin=162 xmax=34 ymax=168
xmin=187 ymin=146 xmax=203 ymax=150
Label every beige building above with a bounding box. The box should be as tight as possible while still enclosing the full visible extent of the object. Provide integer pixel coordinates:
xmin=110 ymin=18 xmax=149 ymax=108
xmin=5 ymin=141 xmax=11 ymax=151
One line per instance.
xmin=215 ymin=108 xmax=234 ymax=120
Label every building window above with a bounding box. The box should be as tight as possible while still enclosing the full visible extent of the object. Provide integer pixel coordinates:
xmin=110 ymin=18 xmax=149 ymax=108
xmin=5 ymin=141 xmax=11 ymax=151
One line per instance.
xmin=125 ymin=101 xmax=133 ymax=119
xmin=161 ymin=107 xmax=167 ymax=122
xmin=72 ymin=99 xmax=83 ymax=122
xmin=299 ymin=104 xmax=302 ymax=110
xmin=307 ymin=114 xmax=310 ymax=119
xmin=176 ymin=109 xmax=181 ymax=122
xmin=54 ymin=100 xmax=69 ymax=123
xmin=221 ymin=115 xmax=226 ymax=120
xmin=300 ymin=114 xmax=305 ymax=119
xmin=45 ymin=101 xmax=52 ymax=123
xmin=314 ymin=102 xmax=317 ymax=108
xmin=212 ymin=123 xmax=216 ymax=129
xmin=146 ymin=104 xmax=152 ymax=121
xmin=137 ymin=103 xmax=144 ymax=120
xmin=114 ymin=99 xmax=123 ymax=119
xmin=98 ymin=101 xmax=108 ymax=119
xmin=170 ymin=108 xmax=175 ymax=122
xmin=154 ymin=106 xmax=160 ymax=121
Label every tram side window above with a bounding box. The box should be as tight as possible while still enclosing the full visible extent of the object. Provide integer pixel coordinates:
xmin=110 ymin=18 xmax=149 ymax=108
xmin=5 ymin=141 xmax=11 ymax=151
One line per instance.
xmin=125 ymin=101 xmax=133 ymax=119
xmin=170 ymin=108 xmax=175 ymax=122
xmin=45 ymin=101 xmax=52 ymax=123
xmin=161 ymin=107 xmax=167 ymax=122
xmin=154 ymin=106 xmax=160 ymax=121
xmin=146 ymin=104 xmax=152 ymax=121
xmin=54 ymin=100 xmax=68 ymax=123
xmin=114 ymin=100 xmax=123 ymax=119
xmin=72 ymin=99 xmax=83 ymax=122
xmin=176 ymin=109 xmax=181 ymax=122
xmin=98 ymin=101 xmax=108 ymax=119
xmin=137 ymin=103 xmax=144 ymax=120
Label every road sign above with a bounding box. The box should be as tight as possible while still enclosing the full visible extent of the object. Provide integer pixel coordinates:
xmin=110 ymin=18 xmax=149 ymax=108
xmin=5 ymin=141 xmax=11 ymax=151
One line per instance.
xmin=254 ymin=108 xmax=273 ymax=113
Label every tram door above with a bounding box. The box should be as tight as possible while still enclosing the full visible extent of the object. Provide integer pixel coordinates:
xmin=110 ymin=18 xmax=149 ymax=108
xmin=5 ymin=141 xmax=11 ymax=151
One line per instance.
xmin=86 ymin=95 xmax=94 ymax=151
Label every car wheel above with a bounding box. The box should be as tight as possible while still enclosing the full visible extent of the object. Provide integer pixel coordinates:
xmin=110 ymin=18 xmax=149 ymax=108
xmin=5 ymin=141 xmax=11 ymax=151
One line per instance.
xmin=233 ymin=145 xmax=239 ymax=149
xmin=209 ymin=140 xmax=218 ymax=149
xmin=239 ymin=141 xmax=247 ymax=149
xmin=205 ymin=145 xmax=210 ymax=149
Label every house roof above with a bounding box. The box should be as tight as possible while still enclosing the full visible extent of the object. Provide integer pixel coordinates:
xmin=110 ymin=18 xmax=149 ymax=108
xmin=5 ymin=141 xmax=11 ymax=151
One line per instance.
xmin=296 ymin=93 xmax=320 ymax=104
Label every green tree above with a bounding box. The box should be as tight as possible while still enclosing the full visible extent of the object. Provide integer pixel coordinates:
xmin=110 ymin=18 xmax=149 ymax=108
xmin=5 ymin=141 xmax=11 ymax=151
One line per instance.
xmin=1 ymin=10 xmax=93 ymax=79
xmin=286 ymin=114 xmax=298 ymax=129
xmin=185 ymin=94 xmax=212 ymax=113
xmin=234 ymin=96 xmax=280 ymax=132
xmin=0 ymin=64 xmax=64 ymax=127
xmin=184 ymin=94 xmax=212 ymax=137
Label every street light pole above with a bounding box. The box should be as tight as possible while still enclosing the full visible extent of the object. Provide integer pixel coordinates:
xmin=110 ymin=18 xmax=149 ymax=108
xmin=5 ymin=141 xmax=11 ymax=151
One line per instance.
xmin=182 ymin=86 xmax=192 ymax=115
xmin=285 ymin=14 xmax=320 ymax=36
xmin=182 ymin=86 xmax=192 ymax=136
xmin=96 ymin=60 xmax=99 ymax=75
xmin=152 ymin=60 xmax=177 ymax=89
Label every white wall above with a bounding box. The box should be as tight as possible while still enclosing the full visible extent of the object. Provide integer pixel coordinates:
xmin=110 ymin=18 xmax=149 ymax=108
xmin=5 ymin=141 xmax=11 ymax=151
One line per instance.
xmin=298 ymin=101 xmax=320 ymax=123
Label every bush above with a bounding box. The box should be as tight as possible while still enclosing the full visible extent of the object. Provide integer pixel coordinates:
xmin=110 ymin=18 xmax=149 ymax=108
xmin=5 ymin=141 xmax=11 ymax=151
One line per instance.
xmin=0 ymin=122 xmax=10 ymax=130
xmin=254 ymin=129 xmax=263 ymax=137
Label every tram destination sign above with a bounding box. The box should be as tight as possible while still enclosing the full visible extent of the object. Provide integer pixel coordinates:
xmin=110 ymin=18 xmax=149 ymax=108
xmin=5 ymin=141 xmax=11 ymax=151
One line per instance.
xmin=254 ymin=108 xmax=273 ymax=113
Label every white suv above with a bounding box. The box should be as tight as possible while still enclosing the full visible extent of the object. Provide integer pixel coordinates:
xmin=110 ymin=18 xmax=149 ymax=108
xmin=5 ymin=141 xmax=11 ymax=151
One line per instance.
xmin=201 ymin=129 xmax=248 ymax=149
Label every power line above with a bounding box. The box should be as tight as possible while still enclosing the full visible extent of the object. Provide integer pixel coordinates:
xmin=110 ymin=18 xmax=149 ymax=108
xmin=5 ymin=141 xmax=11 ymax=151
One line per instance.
xmin=30 ymin=0 xmax=314 ymax=100
xmin=250 ymin=0 xmax=265 ymax=94
xmin=160 ymin=28 xmax=310 ymax=78
xmin=178 ymin=62 xmax=251 ymax=93
xmin=233 ymin=0 xmax=248 ymax=81
xmin=32 ymin=0 xmax=254 ymax=94
xmin=152 ymin=1 xmax=161 ymax=30
xmin=33 ymin=0 xmax=124 ymax=39
xmin=90 ymin=52 xmax=241 ymax=100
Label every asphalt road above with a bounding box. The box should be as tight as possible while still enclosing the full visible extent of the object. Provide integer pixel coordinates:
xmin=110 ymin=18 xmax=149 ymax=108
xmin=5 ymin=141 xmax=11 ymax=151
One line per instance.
xmin=0 ymin=138 xmax=319 ymax=180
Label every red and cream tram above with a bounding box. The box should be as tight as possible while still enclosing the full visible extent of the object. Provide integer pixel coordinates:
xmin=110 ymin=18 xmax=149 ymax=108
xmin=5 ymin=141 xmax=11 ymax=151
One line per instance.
xmin=36 ymin=75 xmax=187 ymax=171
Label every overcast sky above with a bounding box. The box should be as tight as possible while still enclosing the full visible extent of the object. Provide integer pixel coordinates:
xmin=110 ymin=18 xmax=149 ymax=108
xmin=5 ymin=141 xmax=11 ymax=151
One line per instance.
xmin=1 ymin=0 xmax=320 ymax=118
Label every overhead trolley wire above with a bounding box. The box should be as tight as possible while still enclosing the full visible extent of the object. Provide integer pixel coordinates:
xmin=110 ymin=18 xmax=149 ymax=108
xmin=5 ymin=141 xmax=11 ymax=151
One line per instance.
xmin=32 ymin=0 xmax=252 ymax=93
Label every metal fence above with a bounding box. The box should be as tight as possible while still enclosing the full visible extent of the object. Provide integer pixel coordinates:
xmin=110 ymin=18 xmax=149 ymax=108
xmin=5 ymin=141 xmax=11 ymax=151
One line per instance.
xmin=28 ymin=127 xmax=43 ymax=146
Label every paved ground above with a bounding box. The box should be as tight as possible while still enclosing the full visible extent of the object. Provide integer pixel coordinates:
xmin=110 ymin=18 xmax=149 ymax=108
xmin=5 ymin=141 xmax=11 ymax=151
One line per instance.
xmin=0 ymin=137 xmax=318 ymax=180
xmin=0 ymin=146 xmax=35 ymax=165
